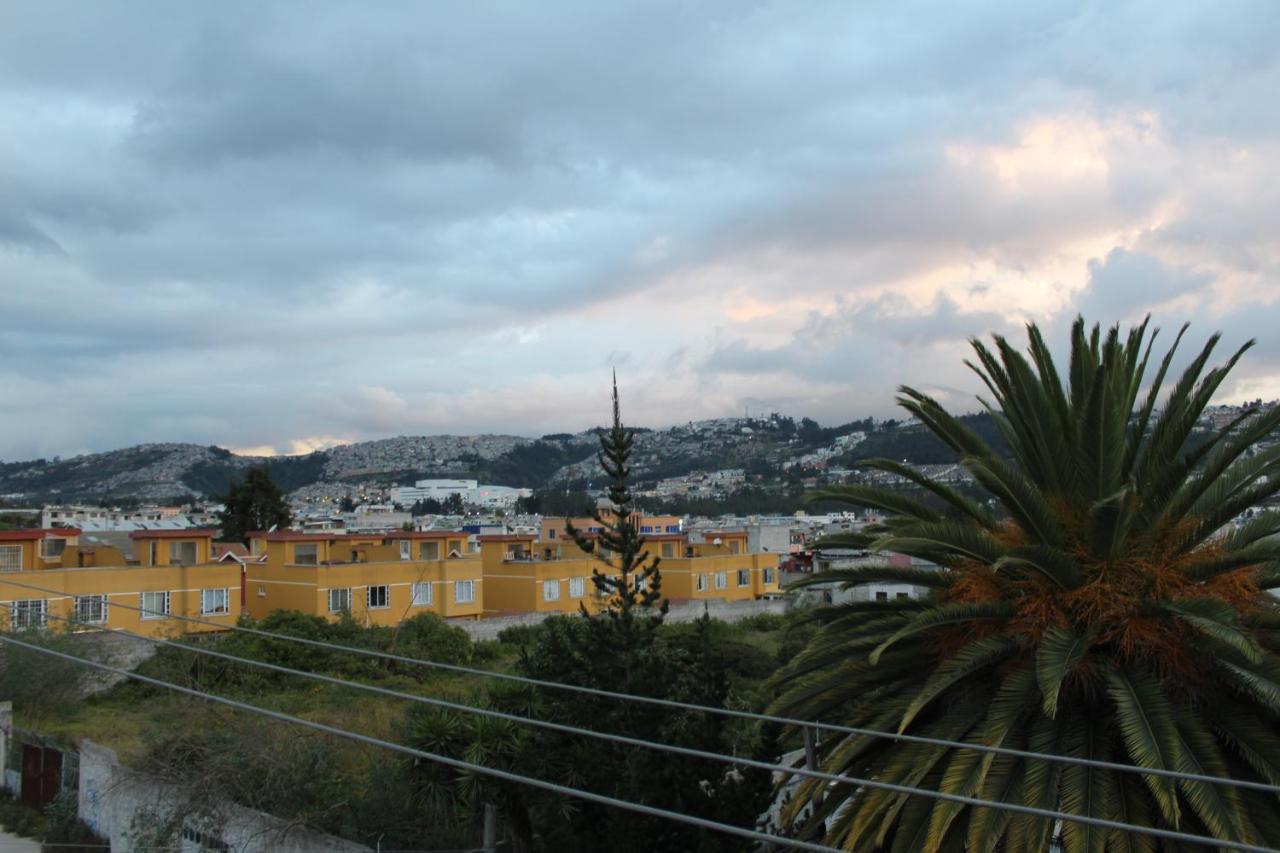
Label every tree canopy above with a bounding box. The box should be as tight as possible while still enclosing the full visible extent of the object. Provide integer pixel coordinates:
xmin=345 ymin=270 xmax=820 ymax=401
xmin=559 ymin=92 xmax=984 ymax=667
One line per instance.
xmin=772 ymin=317 xmax=1280 ymax=851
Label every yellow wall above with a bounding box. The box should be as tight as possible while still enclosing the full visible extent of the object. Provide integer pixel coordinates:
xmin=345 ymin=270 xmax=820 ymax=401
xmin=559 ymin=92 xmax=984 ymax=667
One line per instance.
xmin=59 ymin=545 xmax=127 ymax=568
xmin=245 ymin=557 xmax=484 ymax=625
xmin=539 ymin=513 xmax=682 ymax=543
xmin=482 ymin=555 xmax=601 ymax=615
xmin=659 ymin=553 xmax=782 ymax=602
xmin=0 ymin=563 xmax=242 ymax=637
xmin=136 ymin=535 xmax=213 ymax=567
xmin=0 ymin=534 xmax=81 ymax=571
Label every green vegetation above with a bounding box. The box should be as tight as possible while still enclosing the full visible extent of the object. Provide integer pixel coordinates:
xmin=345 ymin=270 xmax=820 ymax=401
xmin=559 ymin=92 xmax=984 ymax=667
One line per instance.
xmin=773 ymin=317 xmax=1280 ymax=850
xmin=6 ymin=609 xmax=802 ymax=851
xmin=407 ymin=378 xmax=775 ymax=851
xmin=216 ymin=467 xmax=292 ymax=542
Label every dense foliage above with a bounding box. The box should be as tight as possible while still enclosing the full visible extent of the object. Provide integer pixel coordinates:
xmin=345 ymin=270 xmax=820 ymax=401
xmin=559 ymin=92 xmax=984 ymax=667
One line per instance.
xmin=772 ymin=318 xmax=1280 ymax=851
xmin=215 ymin=467 xmax=292 ymax=542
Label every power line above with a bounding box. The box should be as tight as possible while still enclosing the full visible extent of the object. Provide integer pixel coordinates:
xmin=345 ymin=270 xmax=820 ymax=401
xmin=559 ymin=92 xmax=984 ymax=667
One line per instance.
xmin=0 ymin=633 xmax=838 ymax=853
xmin=1 ymin=574 xmax=1275 ymax=795
xmin=1 ymin=631 xmax=1273 ymax=853
xmin=37 ymin=603 xmax=1280 ymax=848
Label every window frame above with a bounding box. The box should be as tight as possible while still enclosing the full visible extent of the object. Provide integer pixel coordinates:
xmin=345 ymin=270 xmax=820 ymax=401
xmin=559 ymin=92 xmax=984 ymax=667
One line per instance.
xmin=419 ymin=541 xmax=440 ymax=560
xmin=201 ymin=588 xmax=230 ymax=616
xmin=0 ymin=545 xmax=21 ymax=571
xmin=399 ymin=540 xmax=411 ymax=560
xmin=140 ymin=590 xmax=171 ymax=620
xmin=41 ymin=538 xmax=67 ymax=560
xmin=737 ymin=568 xmax=751 ymax=587
xmin=411 ymin=582 xmax=433 ymax=606
xmin=568 ymin=576 xmax=585 ymax=598
xmin=714 ymin=571 xmax=728 ymax=590
xmin=454 ymin=580 xmax=475 ymax=604
xmin=696 ymin=573 xmax=709 ymax=592
xmin=542 ymin=580 xmax=560 ymax=602
xmin=11 ymin=599 xmax=47 ymax=630
xmin=328 ymin=587 xmax=352 ymax=613
xmin=366 ymin=585 xmax=390 ymax=610
xmin=75 ymin=594 xmax=109 ymax=625
xmin=293 ymin=543 xmax=319 ymax=566
xmin=763 ymin=567 xmax=776 ymax=585
xmin=168 ymin=541 xmax=198 ymax=566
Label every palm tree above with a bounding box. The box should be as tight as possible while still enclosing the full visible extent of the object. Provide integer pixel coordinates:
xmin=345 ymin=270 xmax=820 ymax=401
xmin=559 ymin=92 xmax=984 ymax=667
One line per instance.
xmin=769 ymin=318 xmax=1280 ymax=851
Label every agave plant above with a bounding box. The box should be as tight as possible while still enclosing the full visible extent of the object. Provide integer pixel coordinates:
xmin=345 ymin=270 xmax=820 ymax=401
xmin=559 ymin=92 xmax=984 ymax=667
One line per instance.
xmin=769 ymin=318 xmax=1280 ymax=851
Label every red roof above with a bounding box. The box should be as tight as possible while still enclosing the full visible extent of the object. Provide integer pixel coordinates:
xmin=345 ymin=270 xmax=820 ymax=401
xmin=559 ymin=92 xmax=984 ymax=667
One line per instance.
xmin=128 ymin=528 xmax=218 ymax=540
xmin=0 ymin=528 xmax=81 ymax=541
xmin=382 ymin=531 xmax=462 ymax=540
xmin=478 ymin=534 xmax=536 ymax=543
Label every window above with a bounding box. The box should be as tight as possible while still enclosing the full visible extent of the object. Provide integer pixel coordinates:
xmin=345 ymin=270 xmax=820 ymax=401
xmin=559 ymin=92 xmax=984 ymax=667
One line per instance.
xmin=411 ymin=582 xmax=433 ymax=606
xmin=640 ymin=525 xmax=653 ymax=533
xmin=633 ymin=575 xmax=648 ymax=592
xmin=763 ymin=568 xmax=776 ymax=585
xmin=897 ymin=592 xmax=911 ymax=601
xmin=294 ymin=543 xmax=318 ymax=565
xmin=367 ymin=585 xmax=390 ymax=609
xmin=181 ymin=826 xmax=230 ymax=853
xmin=696 ymin=573 xmax=709 ymax=592
xmin=41 ymin=538 xmax=67 ymax=559
xmin=140 ymin=591 xmax=171 ymax=620
xmin=729 ymin=540 xmax=741 ymax=554
xmin=10 ymin=600 xmax=46 ymax=630
xmin=714 ymin=572 xmax=728 ymax=590
xmin=875 ymin=591 xmax=889 ymax=602
xmin=737 ymin=568 xmax=751 ymax=587
xmin=201 ymin=588 xmax=230 ymax=615
xmin=0 ymin=546 xmax=20 ymax=571
xmin=399 ymin=540 xmax=411 ymax=560
xmin=148 ymin=541 xmax=158 ymax=565
xmin=548 ymin=528 xmax=557 ymax=539
xmin=454 ymin=580 xmax=475 ymax=604
xmin=543 ymin=580 xmax=560 ymax=602
xmin=75 ymin=595 xmax=108 ymax=624
xmin=257 ymin=585 xmax=266 ymax=598
xmin=568 ymin=576 xmax=585 ymax=598
xmin=328 ymin=588 xmax=352 ymax=613
xmin=419 ymin=541 xmax=440 ymax=560
xmin=666 ymin=525 xmax=680 ymax=533
xmin=168 ymin=541 xmax=197 ymax=566
xmin=661 ymin=543 xmax=675 ymax=559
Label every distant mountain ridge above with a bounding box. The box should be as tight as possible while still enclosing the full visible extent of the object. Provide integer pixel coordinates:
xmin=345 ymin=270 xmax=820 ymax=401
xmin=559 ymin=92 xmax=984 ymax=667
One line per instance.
xmin=0 ymin=414 xmax=1004 ymax=503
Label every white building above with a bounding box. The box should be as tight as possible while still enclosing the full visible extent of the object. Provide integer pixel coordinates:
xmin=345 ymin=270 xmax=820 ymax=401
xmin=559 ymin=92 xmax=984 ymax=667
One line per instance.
xmin=391 ymin=479 xmax=532 ymax=509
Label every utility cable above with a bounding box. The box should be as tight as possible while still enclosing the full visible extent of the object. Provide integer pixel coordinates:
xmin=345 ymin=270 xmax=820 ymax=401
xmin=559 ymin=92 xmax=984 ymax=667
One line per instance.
xmin=3 ymin=607 xmax=1277 ymax=851
xmin=2 ymin=575 xmax=1278 ymax=796
xmin=0 ymin=633 xmax=841 ymax=853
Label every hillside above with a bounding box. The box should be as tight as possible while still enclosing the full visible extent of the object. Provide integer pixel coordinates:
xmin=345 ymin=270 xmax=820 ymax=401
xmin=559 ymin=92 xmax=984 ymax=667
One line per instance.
xmin=0 ymin=415 xmax=1006 ymax=504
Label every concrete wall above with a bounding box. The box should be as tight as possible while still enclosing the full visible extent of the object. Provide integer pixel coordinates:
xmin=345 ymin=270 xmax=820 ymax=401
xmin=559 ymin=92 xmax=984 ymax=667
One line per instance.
xmin=452 ymin=595 xmax=788 ymax=640
xmin=78 ymin=740 xmax=369 ymax=853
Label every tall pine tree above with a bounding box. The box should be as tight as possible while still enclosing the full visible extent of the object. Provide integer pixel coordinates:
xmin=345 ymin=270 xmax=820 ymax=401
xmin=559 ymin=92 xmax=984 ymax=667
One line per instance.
xmin=566 ymin=373 xmax=668 ymax=621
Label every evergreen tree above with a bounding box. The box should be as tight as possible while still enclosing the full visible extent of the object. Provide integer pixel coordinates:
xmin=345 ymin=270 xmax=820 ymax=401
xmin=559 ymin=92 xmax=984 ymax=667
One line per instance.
xmin=566 ymin=372 xmax=668 ymax=630
xmin=216 ymin=467 xmax=292 ymax=543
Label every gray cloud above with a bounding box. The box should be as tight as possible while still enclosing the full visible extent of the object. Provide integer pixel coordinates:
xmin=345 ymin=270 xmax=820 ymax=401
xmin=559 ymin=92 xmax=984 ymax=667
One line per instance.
xmin=1 ymin=1 xmax=1278 ymax=457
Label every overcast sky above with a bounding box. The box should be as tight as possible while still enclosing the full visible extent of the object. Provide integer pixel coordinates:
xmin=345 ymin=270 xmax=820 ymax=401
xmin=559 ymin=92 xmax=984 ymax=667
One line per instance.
xmin=2 ymin=2 xmax=1278 ymax=459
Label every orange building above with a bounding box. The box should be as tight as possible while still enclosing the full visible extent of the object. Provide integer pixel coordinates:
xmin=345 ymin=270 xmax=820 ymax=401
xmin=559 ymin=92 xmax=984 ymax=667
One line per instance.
xmin=244 ymin=531 xmax=483 ymax=625
xmin=480 ymin=527 xmax=781 ymax=615
xmin=0 ymin=528 xmax=241 ymax=637
xmin=538 ymin=513 xmax=682 ymax=543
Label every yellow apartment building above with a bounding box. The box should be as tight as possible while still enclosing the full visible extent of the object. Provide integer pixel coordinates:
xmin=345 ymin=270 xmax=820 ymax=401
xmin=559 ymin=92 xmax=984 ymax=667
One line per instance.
xmin=480 ymin=528 xmax=782 ymax=614
xmin=132 ymin=528 xmax=217 ymax=567
xmin=0 ymin=528 xmax=241 ymax=637
xmin=479 ymin=535 xmax=604 ymax=616
xmin=538 ymin=512 xmax=682 ymax=543
xmin=244 ymin=531 xmax=483 ymax=625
